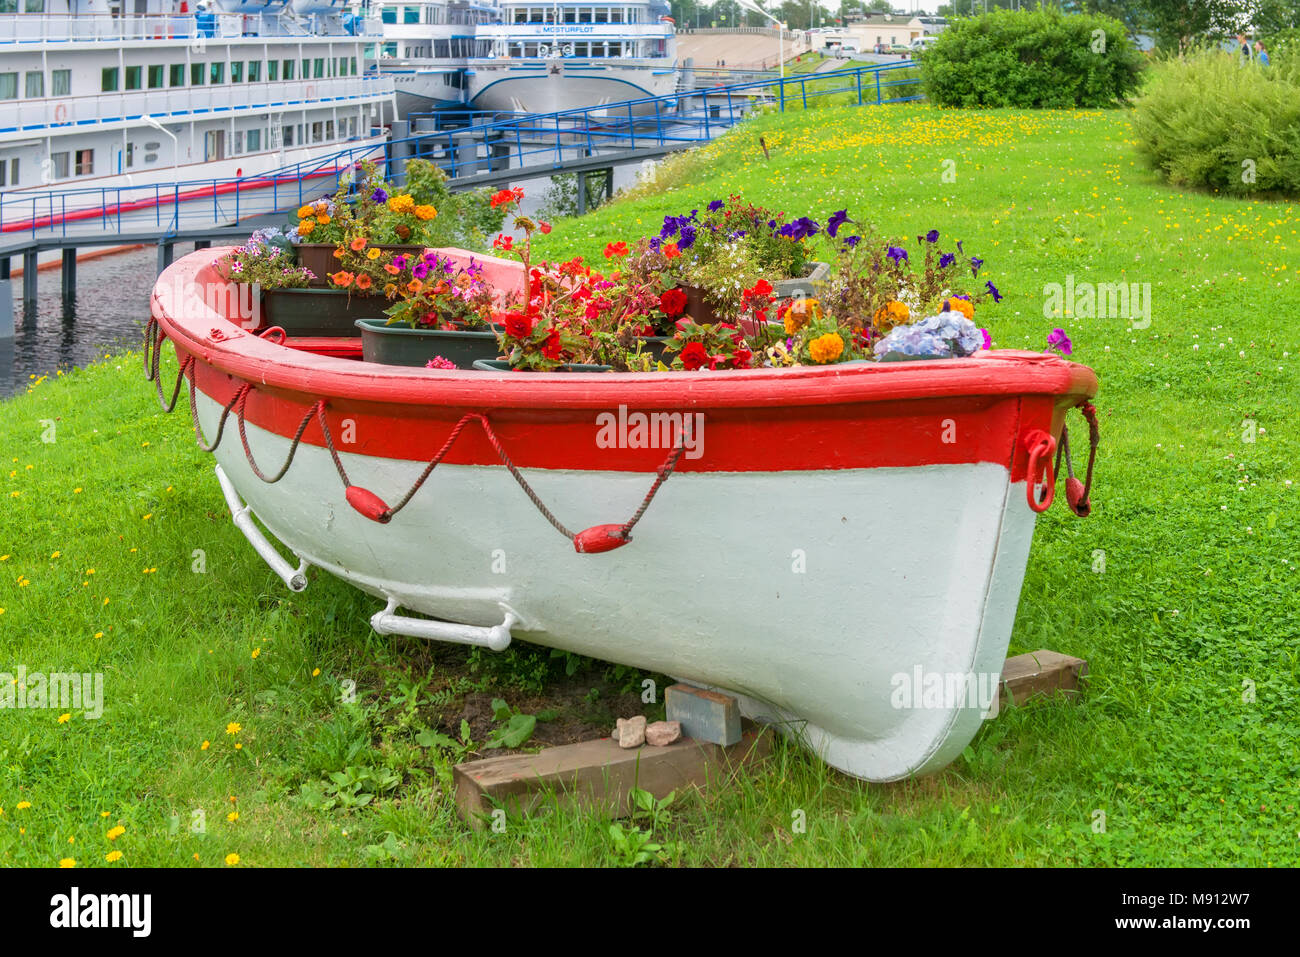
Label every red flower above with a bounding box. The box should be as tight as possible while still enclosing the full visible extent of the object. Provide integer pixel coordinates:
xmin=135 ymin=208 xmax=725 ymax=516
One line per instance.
xmin=493 ymin=234 xmax=514 ymax=252
xmin=749 ymin=279 xmax=773 ymax=297
xmin=504 ymin=313 xmax=533 ymax=338
xmin=659 ymin=287 xmax=688 ymax=317
xmin=542 ymin=329 xmax=563 ymax=360
xmin=679 ymin=342 xmax=709 ymax=371
xmin=539 ymin=221 xmax=552 ymax=234
xmin=490 ymin=188 xmax=524 ymax=209
xmin=604 ymin=241 xmax=629 ymax=259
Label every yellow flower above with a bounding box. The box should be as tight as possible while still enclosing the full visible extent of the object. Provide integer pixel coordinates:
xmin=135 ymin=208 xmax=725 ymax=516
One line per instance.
xmin=234 ymin=743 xmax=243 ymax=750
xmin=296 ymin=205 xmax=314 ymax=219
xmin=414 ymin=204 xmax=437 ymax=221
xmin=100 ymin=811 xmax=110 ymax=818
xmin=312 ymin=668 xmax=321 ymax=677
xmin=297 ymin=221 xmax=315 ymax=237
xmin=872 ymin=300 xmax=910 ymax=330
xmin=57 ymin=713 xmax=71 ymax=724
xmin=105 ymin=850 xmax=123 ymax=863
xmin=51 ymin=551 xmax=60 ymax=558
xmin=388 ymin=194 xmax=416 ymax=214
xmin=107 ymin=825 xmax=125 ymax=841
xmin=227 ymin=811 xmax=239 ymax=822
xmin=943 ymin=297 xmax=975 ymax=320
xmin=251 ymin=648 xmax=261 ymax=659
xmin=201 ymin=740 xmax=210 ymax=750
xmin=225 ymin=853 xmax=240 ymax=866
xmin=16 ymin=801 xmax=30 ymax=810
xmin=59 ymin=858 xmax=76 ymax=868
xmin=366 ymin=247 xmax=382 ymax=261
xmin=317 ymin=213 xmax=331 ymax=226
xmin=225 ymin=722 xmax=242 ymax=735
xmin=782 ymin=298 xmax=821 ymax=335
xmin=809 ymin=333 xmax=845 ymax=364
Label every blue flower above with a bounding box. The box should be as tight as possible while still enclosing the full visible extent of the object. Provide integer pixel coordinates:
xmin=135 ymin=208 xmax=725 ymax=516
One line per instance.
xmin=970 ymin=256 xmax=984 ymax=276
xmin=939 ymin=252 xmax=956 ymax=268
xmin=778 ymin=216 xmax=820 ymax=241
xmin=707 ymin=199 xmax=725 ymax=212
xmin=371 ymin=187 xmax=388 ymax=204
xmin=887 ymin=246 xmax=908 ymax=264
xmin=844 ymin=235 xmax=861 ymax=248
xmin=985 ymin=280 xmax=1002 ymax=303
xmin=679 ymin=224 xmax=697 ymax=249
xmin=827 ymin=209 xmax=849 ymax=238
xmin=925 ymin=229 xmax=940 ymax=243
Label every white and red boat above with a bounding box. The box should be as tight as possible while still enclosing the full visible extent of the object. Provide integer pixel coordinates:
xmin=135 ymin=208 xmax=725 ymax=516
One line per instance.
xmin=150 ymin=247 xmax=1099 ymax=782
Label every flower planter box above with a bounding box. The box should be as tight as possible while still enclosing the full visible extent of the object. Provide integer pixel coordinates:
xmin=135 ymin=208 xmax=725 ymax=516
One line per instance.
xmin=679 ymin=285 xmax=720 ymax=325
xmin=471 ymin=359 xmax=613 ymax=373
xmin=295 ymin=243 xmax=426 ymax=287
xmin=771 ymin=261 xmax=830 ymax=300
xmin=260 ymin=289 xmax=388 ymax=337
xmin=357 ymin=318 xmax=503 ymax=369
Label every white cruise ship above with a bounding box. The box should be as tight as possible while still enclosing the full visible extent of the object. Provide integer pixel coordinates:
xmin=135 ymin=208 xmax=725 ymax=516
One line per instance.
xmin=467 ymin=1 xmax=677 ymax=115
xmin=366 ymin=0 xmax=495 ymax=116
xmin=0 ymin=0 xmax=396 ymax=234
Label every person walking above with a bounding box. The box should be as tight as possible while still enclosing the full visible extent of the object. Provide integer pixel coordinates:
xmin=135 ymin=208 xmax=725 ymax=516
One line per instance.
xmin=1255 ymin=40 xmax=1271 ymax=66
xmin=1237 ymin=33 xmax=1253 ymax=64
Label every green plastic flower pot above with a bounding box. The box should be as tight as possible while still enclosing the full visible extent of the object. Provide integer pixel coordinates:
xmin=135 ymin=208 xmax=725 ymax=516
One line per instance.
xmin=471 ymin=359 xmax=613 ymax=373
xmin=356 ymin=319 xmax=503 ymax=368
xmin=260 ymin=289 xmax=387 ymax=337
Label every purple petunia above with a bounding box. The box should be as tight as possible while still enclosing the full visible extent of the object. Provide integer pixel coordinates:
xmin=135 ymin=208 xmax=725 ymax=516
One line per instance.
xmin=970 ymin=256 xmax=984 ymax=276
xmin=679 ymin=224 xmax=698 ymax=249
xmin=778 ymin=216 xmax=820 ymax=241
xmin=1046 ymin=328 xmax=1072 ymax=355
xmin=392 ymin=254 xmax=407 ymax=270
xmin=939 ymin=252 xmax=956 ymax=268
xmin=887 ymin=246 xmax=908 ymax=263
xmin=844 ymin=235 xmax=861 ymax=248
xmin=985 ymin=280 xmax=1002 ymax=302
xmin=371 ymin=187 xmax=388 ymax=204
xmin=412 ymin=262 xmax=430 ymax=280
xmin=707 ymin=199 xmax=725 ymax=212
xmin=925 ymin=229 xmax=940 ymax=243
xmin=827 ymin=209 xmax=849 ymax=238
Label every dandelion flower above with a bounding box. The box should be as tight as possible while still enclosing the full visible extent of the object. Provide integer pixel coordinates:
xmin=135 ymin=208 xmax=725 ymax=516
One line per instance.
xmin=251 ymin=648 xmax=261 ymax=660
xmin=225 ymin=853 xmax=240 ymax=866
xmin=59 ymin=858 xmax=76 ymax=868
xmin=201 ymin=740 xmax=210 ymax=750
xmin=227 ymin=811 xmax=239 ymax=823
xmin=226 ymin=722 xmax=242 ymax=735
xmin=107 ymin=825 xmax=125 ymax=841
xmin=16 ymin=801 xmax=30 ymax=810
xmin=105 ymin=851 xmax=123 ymax=863
xmin=58 ymin=713 xmax=71 ymax=724
xmin=312 ymin=668 xmax=321 ymax=677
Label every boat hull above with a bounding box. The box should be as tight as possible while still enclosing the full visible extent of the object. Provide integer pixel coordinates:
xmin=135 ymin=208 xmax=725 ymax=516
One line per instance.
xmin=152 ymin=249 xmax=1098 ymax=782
xmin=467 ymin=60 xmax=679 ymax=114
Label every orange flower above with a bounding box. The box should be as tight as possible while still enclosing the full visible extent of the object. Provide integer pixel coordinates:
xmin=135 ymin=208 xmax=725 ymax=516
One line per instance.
xmin=406 ymin=279 xmax=423 ymax=294
xmin=943 ymin=297 xmax=974 ymax=320
xmin=330 ymin=270 xmax=355 ymax=288
xmin=349 ymin=237 xmax=367 ymax=252
xmin=296 ymin=221 xmax=315 ymax=237
xmin=355 ymin=274 xmax=373 ymax=290
xmin=383 ymin=263 xmax=400 ymax=275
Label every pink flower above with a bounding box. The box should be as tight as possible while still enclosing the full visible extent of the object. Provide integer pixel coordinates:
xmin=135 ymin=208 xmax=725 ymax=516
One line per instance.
xmin=425 ymin=356 xmax=457 ymax=370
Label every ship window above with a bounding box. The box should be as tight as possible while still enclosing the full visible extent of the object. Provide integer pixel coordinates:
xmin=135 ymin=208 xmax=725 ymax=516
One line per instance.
xmin=523 ymin=43 xmax=538 ymax=57
xmin=351 ymin=57 xmax=358 ymax=75
xmin=283 ymin=60 xmax=295 ymax=81
xmin=563 ymin=9 xmax=575 ymax=23
xmin=209 ymin=62 xmax=224 ymax=84
xmin=234 ymin=130 xmax=244 ymax=154
xmin=231 ymin=62 xmax=243 ymax=83
xmin=610 ymin=9 xmax=622 ymax=23
xmin=529 ymin=9 xmax=542 ymax=22
xmin=283 ymin=124 xmax=294 ymax=147
xmin=573 ymin=42 xmax=588 ymax=57
xmin=191 ymin=63 xmax=205 ymax=85
xmin=594 ymin=9 xmax=608 ymax=23
xmin=381 ymin=6 xmax=395 ymax=23
xmin=75 ymin=149 xmax=93 ymax=176
xmin=544 ymin=8 xmax=554 ymax=23
xmin=250 ymin=128 xmax=263 ymax=151
xmin=404 ymin=6 xmax=419 ymax=23
xmin=101 ymin=68 xmax=119 ymax=93
xmin=0 ymin=158 xmax=16 ymax=186
xmin=268 ymin=60 xmax=279 ymax=81
xmin=311 ymin=121 xmax=322 ymax=143
xmin=169 ymin=64 xmax=185 ymax=87
xmin=148 ymin=65 xmax=165 ymax=89
xmin=24 ymin=0 xmax=44 ymax=10
xmin=25 ymin=72 xmax=43 ymax=98
xmin=0 ymin=73 xmax=14 ymax=101
xmin=301 ymin=59 xmax=310 ymax=79
xmin=628 ymin=9 xmax=638 ymax=23
xmin=50 ymin=151 xmax=69 ymax=179
xmin=248 ymin=61 xmax=261 ymax=82
xmin=578 ymin=8 xmax=592 ymax=23
xmin=125 ymin=66 xmax=143 ymax=91
xmin=125 ymin=142 xmax=134 ymax=168
xmin=314 ymin=58 xmax=325 ymax=79
xmin=512 ymin=9 xmax=525 ymax=23
xmin=336 ymin=57 xmax=345 ymax=77
xmin=325 ymin=119 xmax=334 ymax=140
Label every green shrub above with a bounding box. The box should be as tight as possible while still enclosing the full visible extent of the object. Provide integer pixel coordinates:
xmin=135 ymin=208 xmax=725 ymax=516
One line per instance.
xmin=921 ymin=7 xmax=1144 ymax=108
xmin=1131 ymin=51 xmax=1300 ymax=196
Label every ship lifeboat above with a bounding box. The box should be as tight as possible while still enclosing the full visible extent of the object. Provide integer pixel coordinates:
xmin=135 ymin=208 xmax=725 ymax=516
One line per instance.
xmin=149 ymin=247 xmax=1100 ymax=782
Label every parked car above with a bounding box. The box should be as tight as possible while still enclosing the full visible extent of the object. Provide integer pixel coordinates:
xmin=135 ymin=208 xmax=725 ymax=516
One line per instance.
xmin=910 ymin=36 xmax=939 ymax=52
xmin=888 ymin=44 xmax=911 ymax=55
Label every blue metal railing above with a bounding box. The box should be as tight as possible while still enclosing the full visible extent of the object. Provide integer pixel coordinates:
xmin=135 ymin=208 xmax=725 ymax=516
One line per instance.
xmin=0 ymin=63 xmax=921 ymax=241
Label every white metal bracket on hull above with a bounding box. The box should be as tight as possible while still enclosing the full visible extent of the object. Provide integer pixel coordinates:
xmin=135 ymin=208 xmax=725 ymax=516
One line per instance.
xmin=214 ymin=465 xmax=310 ymax=592
xmin=369 ymin=598 xmax=522 ymax=652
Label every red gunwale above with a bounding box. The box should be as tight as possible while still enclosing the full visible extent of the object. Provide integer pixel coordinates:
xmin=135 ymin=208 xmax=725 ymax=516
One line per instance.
xmin=152 ymin=250 xmax=1099 ymax=480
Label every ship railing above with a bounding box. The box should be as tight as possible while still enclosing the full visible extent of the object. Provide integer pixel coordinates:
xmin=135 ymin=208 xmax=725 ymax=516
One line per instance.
xmin=0 ymin=12 xmax=374 ymax=44
xmin=0 ymin=64 xmax=920 ymax=239
xmin=0 ymin=75 xmax=395 ymax=135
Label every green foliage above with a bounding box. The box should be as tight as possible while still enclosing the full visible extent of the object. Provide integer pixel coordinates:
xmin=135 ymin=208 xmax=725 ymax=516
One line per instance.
xmin=482 ymin=698 xmax=558 ymax=750
xmin=1132 ymin=51 xmax=1300 ymax=196
xmin=921 ymin=6 xmax=1144 ymax=108
xmin=403 ymin=159 xmax=508 ymax=250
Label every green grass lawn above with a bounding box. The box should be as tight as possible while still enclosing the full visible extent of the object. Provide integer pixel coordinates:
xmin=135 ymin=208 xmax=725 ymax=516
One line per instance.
xmin=2 ymin=101 xmax=1298 ymax=867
